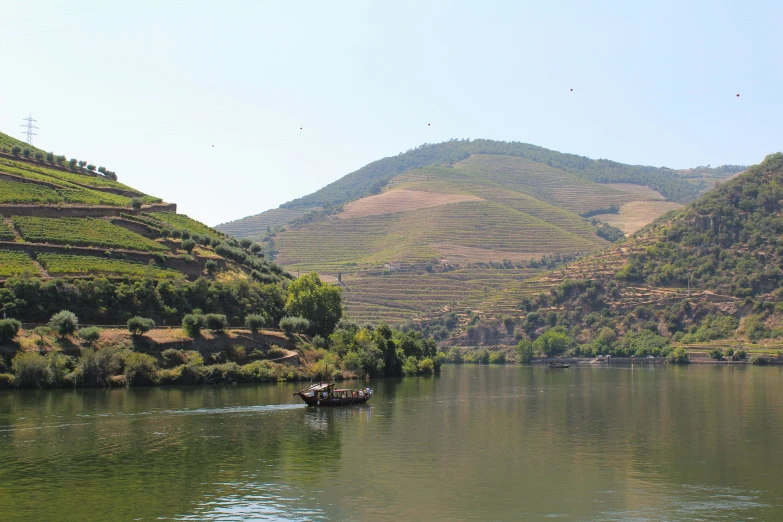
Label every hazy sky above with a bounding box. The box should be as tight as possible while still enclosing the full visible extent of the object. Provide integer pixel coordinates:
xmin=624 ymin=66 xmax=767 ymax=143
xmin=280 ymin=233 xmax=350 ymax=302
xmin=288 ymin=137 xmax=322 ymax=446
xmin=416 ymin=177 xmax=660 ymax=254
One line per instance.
xmin=1 ymin=0 xmax=780 ymax=226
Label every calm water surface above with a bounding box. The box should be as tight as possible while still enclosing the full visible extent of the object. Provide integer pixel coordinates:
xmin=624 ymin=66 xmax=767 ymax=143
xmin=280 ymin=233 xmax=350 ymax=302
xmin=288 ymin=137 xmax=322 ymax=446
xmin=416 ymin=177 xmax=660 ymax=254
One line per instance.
xmin=1 ymin=365 xmax=782 ymax=521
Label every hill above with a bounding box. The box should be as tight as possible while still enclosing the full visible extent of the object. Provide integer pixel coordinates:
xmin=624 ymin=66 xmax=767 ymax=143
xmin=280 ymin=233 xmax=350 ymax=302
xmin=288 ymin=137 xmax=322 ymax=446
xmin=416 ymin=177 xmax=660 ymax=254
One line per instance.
xmin=217 ymin=141 xmax=742 ymax=325
xmin=427 ymin=152 xmax=783 ymax=358
xmin=216 ymin=139 xmax=744 ymax=241
xmin=0 ymin=131 xmax=290 ymax=326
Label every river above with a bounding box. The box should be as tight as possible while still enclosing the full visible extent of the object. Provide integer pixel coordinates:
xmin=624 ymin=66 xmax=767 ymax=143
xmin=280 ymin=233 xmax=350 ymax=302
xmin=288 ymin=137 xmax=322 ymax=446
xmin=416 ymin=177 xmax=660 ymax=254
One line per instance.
xmin=1 ymin=364 xmax=781 ymax=521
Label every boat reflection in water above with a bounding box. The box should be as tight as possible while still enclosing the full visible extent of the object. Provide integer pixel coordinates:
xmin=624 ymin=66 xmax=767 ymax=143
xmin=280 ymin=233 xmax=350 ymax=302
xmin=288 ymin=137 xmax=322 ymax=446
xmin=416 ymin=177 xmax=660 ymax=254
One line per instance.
xmin=294 ymin=381 xmax=373 ymax=407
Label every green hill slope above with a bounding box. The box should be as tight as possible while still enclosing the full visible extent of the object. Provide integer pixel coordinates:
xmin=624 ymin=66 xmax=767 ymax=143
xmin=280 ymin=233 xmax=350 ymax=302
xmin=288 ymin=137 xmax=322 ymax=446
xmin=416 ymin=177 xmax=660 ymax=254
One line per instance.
xmin=428 ymin=152 xmax=783 ymax=356
xmin=0 ymin=131 xmax=290 ymax=326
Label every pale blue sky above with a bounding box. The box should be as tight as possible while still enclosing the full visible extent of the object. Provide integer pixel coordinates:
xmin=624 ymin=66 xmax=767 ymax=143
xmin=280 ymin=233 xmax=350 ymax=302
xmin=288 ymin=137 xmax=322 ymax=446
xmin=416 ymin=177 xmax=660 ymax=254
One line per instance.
xmin=1 ymin=0 xmax=780 ymax=225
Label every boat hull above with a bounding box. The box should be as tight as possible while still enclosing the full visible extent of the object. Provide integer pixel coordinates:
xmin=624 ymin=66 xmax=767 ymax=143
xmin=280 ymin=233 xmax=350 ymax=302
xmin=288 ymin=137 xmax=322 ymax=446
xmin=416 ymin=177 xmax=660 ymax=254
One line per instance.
xmin=298 ymin=394 xmax=371 ymax=407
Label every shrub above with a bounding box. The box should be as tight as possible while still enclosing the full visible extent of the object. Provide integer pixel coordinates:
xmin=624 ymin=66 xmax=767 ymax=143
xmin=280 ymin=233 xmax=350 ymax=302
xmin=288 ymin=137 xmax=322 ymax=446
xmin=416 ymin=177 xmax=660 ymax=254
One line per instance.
xmin=516 ymin=339 xmax=534 ymax=363
xmin=205 ymin=313 xmax=228 ymax=332
xmin=161 ymin=348 xmax=187 ymax=368
xmin=749 ymin=354 xmax=767 ymax=365
xmin=180 ymin=230 xmax=191 ymax=240
xmin=667 ymin=347 xmax=689 ymax=364
xmin=445 ymin=346 xmax=463 ymax=363
xmin=34 ymin=151 xmax=44 ymax=161
xmin=46 ymin=351 xmax=74 ymax=387
xmin=48 ymin=310 xmax=79 ymax=338
xmin=124 ymin=352 xmax=159 ymax=385
xmin=12 ymin=351 xmax=48 ymax=388
xmin=127 ymin=316 xmax=155 ymax=336
xmin=709 ymin=348 xmax=724 ymax=361
xmin=0 ymin=318 xmax=22 ymax=343
xmin=46 ymin=151 xmax=54 ymax=162
xmin=160 ymin=228 xmax=171 ymax=239
xmin=239 ymin=238 xmax=252 ymax=249
xmin=78 ymin=160 xmax=86 ymax=168
xmin=245 ymin=313 xmax=266 ymax=333
xmin=182 ymin=314 xmax=206 ymax=337
xmin=250 ymin=243 xmax=263 ymax=254
xmin=732 ymin=349 xmax=747 ymax=361
xmin=181 ymin=239 xmax=196 ymax=253
xmin=77 ymin=346 xmax=124 ymax=387
xmin=171 ymin=229 xmax=182 ymax=239
xmin=11 ymin=145 xmax=21 ymax=155
xmin=489 ymin=351 xmax=507 ymax=364
xmin=130 ymin=198 xmax=143 ymax=212
xmin=205 ymin=259 xmax=218 ymax=275
xmin=279 ymin=316 xmax=310 ymax=335
xmin=402 ymin=356 xmax=419 ymax=376
xmin=77 ymin=326 xmax=102 ymax=346
xmin=312 ymin=334 xmax=327 ymax=349
xmin=33 ymin=326 xmax=51 ymax=343
xmin=69 ymin=158 xmax=78 ymax=167
xmin=22 ymin=148 xmax=31 ymax=158
xmin=87 ymin=164 xmax=96 ymax=172
xmin=419 ymin=357 xmax=435 ymax=374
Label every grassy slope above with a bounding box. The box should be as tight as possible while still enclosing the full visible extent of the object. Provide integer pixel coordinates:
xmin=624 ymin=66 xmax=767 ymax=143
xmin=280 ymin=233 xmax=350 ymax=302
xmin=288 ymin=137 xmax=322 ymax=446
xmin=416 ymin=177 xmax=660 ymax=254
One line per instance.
xmin=215 ymin=207 xmax=318 ymax=240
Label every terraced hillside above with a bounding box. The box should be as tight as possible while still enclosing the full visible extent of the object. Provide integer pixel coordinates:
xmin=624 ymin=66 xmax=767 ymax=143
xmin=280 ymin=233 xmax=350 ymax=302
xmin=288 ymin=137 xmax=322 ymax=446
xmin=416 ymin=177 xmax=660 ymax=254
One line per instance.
xmin=245 ymin=152 xmax=708 ymax=324
xmin=430 ymin=152 xmax=783 ymax=351
xmin=0 ymin=130 xmax=291 ymax=325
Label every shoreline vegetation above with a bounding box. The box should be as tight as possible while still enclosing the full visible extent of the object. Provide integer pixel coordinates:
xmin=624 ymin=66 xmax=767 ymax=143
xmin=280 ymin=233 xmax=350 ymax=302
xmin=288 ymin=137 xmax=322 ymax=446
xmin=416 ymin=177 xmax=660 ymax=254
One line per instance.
xmin=2 ymin=318 xmax=780 ymax=391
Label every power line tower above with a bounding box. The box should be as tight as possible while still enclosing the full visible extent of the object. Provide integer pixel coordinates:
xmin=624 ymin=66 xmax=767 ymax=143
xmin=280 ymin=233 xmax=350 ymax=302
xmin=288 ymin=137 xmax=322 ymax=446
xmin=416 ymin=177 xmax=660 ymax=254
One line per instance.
xmin=21 ymin=114 xmax=38 ymax=146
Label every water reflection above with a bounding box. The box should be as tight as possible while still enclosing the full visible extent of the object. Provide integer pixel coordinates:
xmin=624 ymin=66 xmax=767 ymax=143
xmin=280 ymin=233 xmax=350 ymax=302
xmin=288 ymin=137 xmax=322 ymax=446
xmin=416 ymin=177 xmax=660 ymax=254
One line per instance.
xmin=0 ymin=366 xmax=781 ymax=520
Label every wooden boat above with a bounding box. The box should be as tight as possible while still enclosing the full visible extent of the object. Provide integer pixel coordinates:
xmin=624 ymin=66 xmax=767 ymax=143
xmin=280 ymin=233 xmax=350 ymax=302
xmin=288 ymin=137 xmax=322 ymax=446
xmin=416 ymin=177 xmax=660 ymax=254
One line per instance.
xmin=548 ymin=361 xmax=571 ymax=368
xmin=294 ymin=381 xmax=373 ymax=407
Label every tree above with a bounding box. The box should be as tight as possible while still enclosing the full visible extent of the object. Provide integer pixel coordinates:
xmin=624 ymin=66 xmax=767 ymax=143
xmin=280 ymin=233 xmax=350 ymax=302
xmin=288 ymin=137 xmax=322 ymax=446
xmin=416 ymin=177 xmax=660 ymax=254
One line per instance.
xmin=180 ymin=230 xmax=191 ymax=240
xmin=0 ymin=318 xmax=22 ymax=344
xmin=46 ymin=151 xmax=54 ymax=162
xmin=77 ymin=326 xmax=101 ymax=346
xmin=48 ymin=310 xmax=79 ymax=338
xmin=245 ymin=314 xmax=266 ymax=333
xmin=127 ymin=316 xmax=155 ymax=336
xmin=182 ymin=314 xmax=205 ymax=337
xmin=532 ymin=327 xmax=571 ymax=357
xmin=250 ymin=243 xmax=263 ymax=254
xmin=130 ymin=198 xmax=143 ymax=212
xmin=33 ymin=326 xmax=51 ymax=343
xmin=516 ymin=339 xmax=534 ymax=363
xmin=239 ymin=238 xmax=252 ymax=249
xmin=69 ymin=158 xmax=78 ymax=168
xmin=98 ymin=166 xmax=106 ymax=174
xmin=34 ymin=151 xmax=44 ymax=161
xmin=181 ymin=239 xmax=196 ymax=253
xmin=11 ymin=145 xmax=21 ymax=155
xmin=78 ymin=160 xmax=86 ymax=168
xmin=160 ymin=228 xmax=171 ymax=239
xmin=205 ymin=259 xmax=218 ymax=275
xmin=279 ymin=316 xmax=309 ymax=335
xmin=284 ymin=272 xmax=343 ymax=336
xmin=205 ymin=313 xmax=228 ymax=332
xmin=22 ymin=148 xmax=31 ymax=158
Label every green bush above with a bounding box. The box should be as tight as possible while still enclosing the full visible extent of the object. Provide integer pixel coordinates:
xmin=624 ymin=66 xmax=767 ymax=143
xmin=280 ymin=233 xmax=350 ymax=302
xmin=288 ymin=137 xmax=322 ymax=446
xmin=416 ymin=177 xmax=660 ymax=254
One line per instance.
xmin=667 ymin=347 xmax=689 ymax=364
xmin=124 ymin=352 xmax=159 ymax=385
xmin=245 ymin=313 xmax=266 ymax=333
xmin=312 ymin=334 xmax=327 ymax=349
xmin=0 ymin=318 xmax=22 ymax=343
xmin=48 ymin=310 xmax=79 ymax=338
xmin=419 ymin=357 xmax=435 ymax=374
xmin=446 ymin=346 xmax=463 ymax=363
xmin=12 ymin=351 xmax=48 ymax=388
xmin=205 ymin=313 xmax=228 ymax=332
xmin=161 ymin=348 xmax=187 ymax=368
xmin=279 ymin=316 xmax=310 ymax=335
xmin=46 ymin=351 xmax=74 ymax=387
xmin=127 ymin=316 xmax=155 ymax=336
xmin=709 ymin=348 xmax=724 ymax=360
xmin=205 ymin=259 xmax=218 ymax=275
xmin=489 ymin=351 xmax=507 ymax=364
xmin=749 ymin=354 xmax=767 ymax=365
xmin=516 ymin=339 xmax=534 ymax=363
xmin=77 ymin=346 xmax=124 ymax=387
xmin=77 ymin=326 xmax=102 ymax=346
xmin=11 ymin=145 xmax=21 ymax=155
xmin=182 ymin=314 xmax=206 ymax=337
xmin=181 ymin=239 xmax=196 ymax=253
xmin=0 ymin=374 xmax=15 ymax=388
